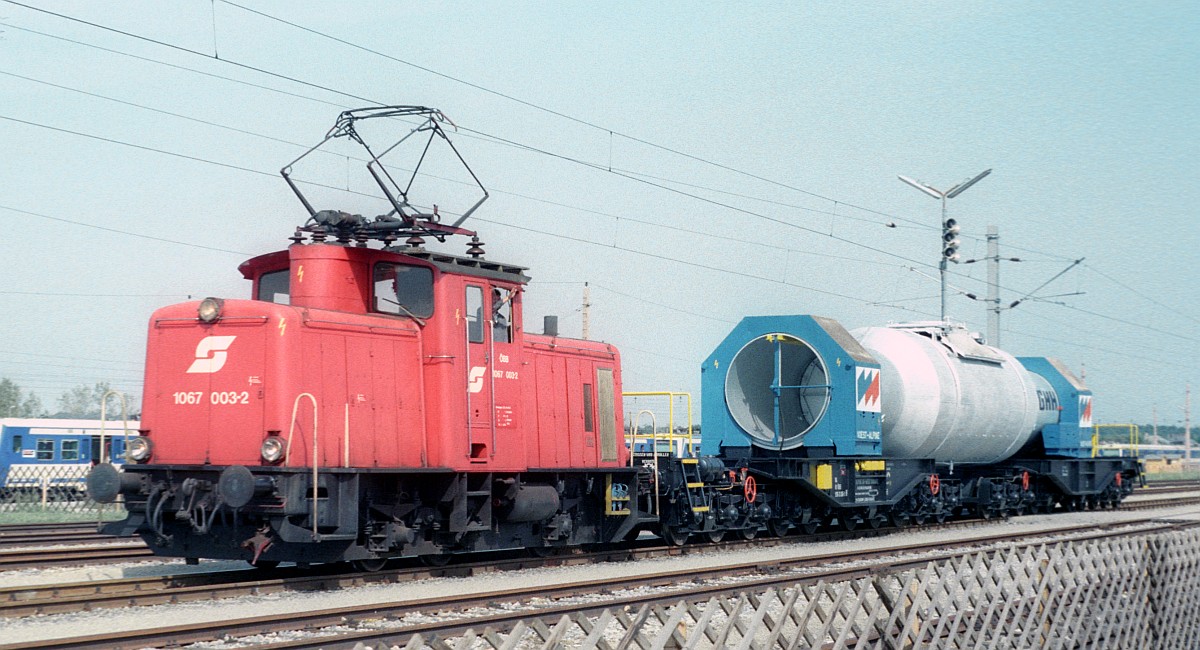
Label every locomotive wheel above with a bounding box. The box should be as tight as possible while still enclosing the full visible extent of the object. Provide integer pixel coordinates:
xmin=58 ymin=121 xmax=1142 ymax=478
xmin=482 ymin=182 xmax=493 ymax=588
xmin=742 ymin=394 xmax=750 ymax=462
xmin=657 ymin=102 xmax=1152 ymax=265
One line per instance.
xmin=250 ymin=560 xmax=279 ymax=570
xmin=934 ymin=510 xmax=947 ymax=524
xmin=353 ymin=558 xmax=389 ymax=572
xmin=706 ymin=530 xmax=726 ymax=543
xmin=889 ymin=511 xmax=911 ymax=528
xmin=800 ymin=520 xmax=819 ymax=535
xmin=662 ymin=526 xmax=690 ymax=546
xmin=739 ymin=526 xmax=758 ymax=541
xmin=529 ymin=546 xmax=559 ymax=558
xmin=768 ymin=519 xmax=790 ymax=537
xmin=419 ymin=553 xmax=452 ymax=567
xmin=913 ymin=513 xmax=928 ymax=526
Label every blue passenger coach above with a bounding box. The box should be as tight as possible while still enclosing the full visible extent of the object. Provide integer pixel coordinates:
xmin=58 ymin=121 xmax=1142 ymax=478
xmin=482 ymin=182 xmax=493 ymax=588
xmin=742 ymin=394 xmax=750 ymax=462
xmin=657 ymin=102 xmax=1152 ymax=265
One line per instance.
xmin=1 ymin=419 xmax=135 ymax=495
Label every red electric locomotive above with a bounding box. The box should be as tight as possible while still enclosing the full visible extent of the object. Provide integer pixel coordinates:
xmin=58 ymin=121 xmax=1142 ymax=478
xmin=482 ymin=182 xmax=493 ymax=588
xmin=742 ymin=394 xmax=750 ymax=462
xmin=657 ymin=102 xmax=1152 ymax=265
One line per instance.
xmin=88 ymin=108 xmax=648 ymax=568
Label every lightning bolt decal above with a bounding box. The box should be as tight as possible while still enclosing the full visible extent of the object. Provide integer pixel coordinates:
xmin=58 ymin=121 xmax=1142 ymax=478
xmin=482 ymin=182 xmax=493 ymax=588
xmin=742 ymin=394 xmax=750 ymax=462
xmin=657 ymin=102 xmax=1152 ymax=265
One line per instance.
xmin=278 ymin=317 xmax=287 ymax=337
xmin=297 ymin=265 xmax=304 ymax=283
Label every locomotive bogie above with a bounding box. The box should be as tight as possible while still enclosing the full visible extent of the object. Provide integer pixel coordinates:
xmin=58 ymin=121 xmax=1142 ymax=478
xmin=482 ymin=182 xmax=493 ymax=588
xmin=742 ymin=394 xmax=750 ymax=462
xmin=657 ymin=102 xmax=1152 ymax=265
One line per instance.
xmin=102 ymin=463 xmax=645 ymax=565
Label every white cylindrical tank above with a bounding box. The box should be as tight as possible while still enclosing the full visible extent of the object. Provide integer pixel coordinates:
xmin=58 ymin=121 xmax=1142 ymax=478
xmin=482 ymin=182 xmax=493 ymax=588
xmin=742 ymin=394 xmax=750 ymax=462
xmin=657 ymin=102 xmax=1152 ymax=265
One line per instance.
xmin=851 ymin=323 xmax=1058 ymax=465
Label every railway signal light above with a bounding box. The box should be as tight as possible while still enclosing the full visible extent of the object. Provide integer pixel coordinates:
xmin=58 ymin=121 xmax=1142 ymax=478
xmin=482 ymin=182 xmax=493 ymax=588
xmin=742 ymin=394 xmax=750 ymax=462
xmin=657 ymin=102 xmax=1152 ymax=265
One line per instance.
xmin=943 ymin=218 xmax=961 ymax=262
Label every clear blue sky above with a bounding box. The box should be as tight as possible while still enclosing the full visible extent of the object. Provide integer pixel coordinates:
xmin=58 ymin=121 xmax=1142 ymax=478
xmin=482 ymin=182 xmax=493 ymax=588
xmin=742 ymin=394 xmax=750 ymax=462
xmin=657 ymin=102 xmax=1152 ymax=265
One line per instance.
xmin=1 ymin=1 xmax=1196 ymax=427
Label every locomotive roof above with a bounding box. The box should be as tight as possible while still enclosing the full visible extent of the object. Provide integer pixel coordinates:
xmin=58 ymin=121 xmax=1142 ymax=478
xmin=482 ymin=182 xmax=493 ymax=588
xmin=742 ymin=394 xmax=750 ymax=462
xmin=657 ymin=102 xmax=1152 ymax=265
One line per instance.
xmin=387 ymin=247 xmax=531 ymax=285
xmin=238 ymin=244 xmax=530 ymax=285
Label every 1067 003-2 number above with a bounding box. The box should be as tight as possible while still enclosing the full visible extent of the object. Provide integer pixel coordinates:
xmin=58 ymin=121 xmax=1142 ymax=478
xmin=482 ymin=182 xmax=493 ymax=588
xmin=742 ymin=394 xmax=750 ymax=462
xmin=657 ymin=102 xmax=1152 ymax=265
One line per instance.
xmin=173 ymin=391 xmax=250 ymax=405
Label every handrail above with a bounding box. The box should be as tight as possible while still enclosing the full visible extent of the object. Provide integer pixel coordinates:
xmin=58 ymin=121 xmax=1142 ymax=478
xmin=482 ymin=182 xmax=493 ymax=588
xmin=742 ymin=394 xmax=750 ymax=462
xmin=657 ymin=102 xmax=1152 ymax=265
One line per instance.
xmin=99 ymin=390 xmax=133 ymax=464
xmin=98 ymin=390 xmax=133 ymax=526
xmin=285 ymin=393 xmax=319 ymax=539
xmin=1092 ymin=423 xmax=1141 ymax=459
xmin=623 ymin=391 xmax=696 ymax=457
xmin=343 ymin=403 xmax=350 ymax=468
xmin=628 ymin=409 xmax=658 ymax=467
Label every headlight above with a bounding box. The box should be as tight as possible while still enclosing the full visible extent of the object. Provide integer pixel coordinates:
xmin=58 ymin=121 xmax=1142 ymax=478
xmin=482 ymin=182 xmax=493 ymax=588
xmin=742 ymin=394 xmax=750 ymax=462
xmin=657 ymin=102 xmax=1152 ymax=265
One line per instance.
xmin=198 ymin=297 xmax=223 ymax=323
xmin=261 ymin=437 xmax=285 ymax=463
xmin=127 ymin=436 xmax=153 ymax=462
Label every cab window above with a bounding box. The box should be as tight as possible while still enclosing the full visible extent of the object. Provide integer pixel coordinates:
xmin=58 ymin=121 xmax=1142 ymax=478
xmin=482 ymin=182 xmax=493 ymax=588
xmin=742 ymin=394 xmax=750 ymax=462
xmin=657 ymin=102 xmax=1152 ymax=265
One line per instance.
xmin=374 ymin=264 xmax=434 ymax=318
xmin=492 ymin=287 xmax=513 ymax=343
xmin=257 ymin=269 xmax=290 ymax=304
xmin=466 ymin=285 xmax=484 ymax=343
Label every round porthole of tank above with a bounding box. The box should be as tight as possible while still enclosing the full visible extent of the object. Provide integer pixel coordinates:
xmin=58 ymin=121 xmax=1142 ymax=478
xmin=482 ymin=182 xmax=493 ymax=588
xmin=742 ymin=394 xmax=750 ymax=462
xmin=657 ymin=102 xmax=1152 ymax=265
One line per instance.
xmin=724 ymin=333 xmax=830 ymax=449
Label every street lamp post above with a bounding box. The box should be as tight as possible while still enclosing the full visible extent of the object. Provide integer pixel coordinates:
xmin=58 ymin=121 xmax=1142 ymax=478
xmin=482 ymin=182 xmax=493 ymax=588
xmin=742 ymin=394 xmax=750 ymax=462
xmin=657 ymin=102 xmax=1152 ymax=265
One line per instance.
xmin=897 ymin=169 xmax=992 ymax=324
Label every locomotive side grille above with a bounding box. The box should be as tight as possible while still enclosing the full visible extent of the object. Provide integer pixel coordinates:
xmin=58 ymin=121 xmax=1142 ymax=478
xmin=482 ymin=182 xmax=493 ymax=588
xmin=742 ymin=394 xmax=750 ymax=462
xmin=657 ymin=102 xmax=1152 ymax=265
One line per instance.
xmin=597 ymin=368 xmax=617 ymax=462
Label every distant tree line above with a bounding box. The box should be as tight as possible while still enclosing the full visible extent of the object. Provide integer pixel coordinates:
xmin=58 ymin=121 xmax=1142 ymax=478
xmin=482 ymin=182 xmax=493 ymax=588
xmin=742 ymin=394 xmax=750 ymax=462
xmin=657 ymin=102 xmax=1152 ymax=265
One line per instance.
xmin=0 ymin=378 xmax=138 ymax=419
xmin=1137 ymin=424 xmax=1194 ymax=444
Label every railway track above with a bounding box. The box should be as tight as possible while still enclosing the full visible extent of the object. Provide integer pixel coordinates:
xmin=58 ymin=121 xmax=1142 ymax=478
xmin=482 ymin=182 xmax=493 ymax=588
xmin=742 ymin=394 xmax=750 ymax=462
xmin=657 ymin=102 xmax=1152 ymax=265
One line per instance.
xmin=0 ymin=541 xmax=153 ymax=570
xmin=0 ymin=488 xmax=1193 ymax=564
xmin=4 ymin=513 xmax=1195 ymax=650
xmin=0 ymin=524 xmax=128 ymax=550
xmin=0 ymin=487 xmax=1194 ymax=573
xmin=5 ymin=494 xmax=1200 ymax=619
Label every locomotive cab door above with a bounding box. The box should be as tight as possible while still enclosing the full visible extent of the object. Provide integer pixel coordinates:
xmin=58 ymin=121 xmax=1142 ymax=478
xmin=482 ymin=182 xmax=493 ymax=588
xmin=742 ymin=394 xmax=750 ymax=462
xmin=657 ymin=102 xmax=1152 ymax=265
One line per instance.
xmin=464 ymin=283 xmax=522 ymax=464
xmin=489 ymin=286 xmax=521 ymax=463
xmin=465 ymin=284 xmax=492 ymax=461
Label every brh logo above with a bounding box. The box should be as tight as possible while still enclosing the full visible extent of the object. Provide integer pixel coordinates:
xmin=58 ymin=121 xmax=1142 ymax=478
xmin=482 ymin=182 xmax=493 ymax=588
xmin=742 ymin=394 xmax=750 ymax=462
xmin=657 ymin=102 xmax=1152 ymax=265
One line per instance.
xmin=186 ymin=335 xmax=237 ymax=374
xmin=1079 ymin=395 xmax=1093 ymax=428
xmin=467 ymin=366 xmax=486 ymax=393
xmin=856 ymin=367 xmax=881 ymax=413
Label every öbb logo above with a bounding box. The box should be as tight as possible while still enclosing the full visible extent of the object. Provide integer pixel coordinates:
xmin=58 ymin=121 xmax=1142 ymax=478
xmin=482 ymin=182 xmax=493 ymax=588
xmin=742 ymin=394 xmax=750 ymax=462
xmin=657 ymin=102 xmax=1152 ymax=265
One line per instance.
xmin=467 ymin=366 xmax=486 ymax=393
xmin=186 ymin=336 xmax=237 ymax=374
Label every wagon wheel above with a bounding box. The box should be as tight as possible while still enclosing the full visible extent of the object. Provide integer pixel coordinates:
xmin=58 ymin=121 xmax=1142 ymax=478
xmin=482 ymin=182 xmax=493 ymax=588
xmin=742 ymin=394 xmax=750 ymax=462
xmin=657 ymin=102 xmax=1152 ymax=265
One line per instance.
xmin=529 ymin=545 xmax=559 ymax=558
xmin=840 ymin=514 xmax=859 ymax=532
xmin=352 ymin=558 xmax=389 ymax=572
xmin=250 ymin=560 xmax=280 ymax=570
xmin=767 ymin=519 xmax=790 ymax=538
xmin=739 ymin=526 xmax=759 ymax=541
xmin=801 ymin=520 xmax=820 ymax=535
xmin=706 ymin=530 xmax=726 ymax=543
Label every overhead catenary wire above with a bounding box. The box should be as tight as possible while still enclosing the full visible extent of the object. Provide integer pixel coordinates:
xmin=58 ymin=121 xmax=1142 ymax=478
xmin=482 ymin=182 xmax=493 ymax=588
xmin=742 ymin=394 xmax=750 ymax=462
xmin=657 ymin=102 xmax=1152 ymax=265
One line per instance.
xmin=0 ymin=3 xmax=986 ymax=261
xmin=0 ymin=68 xmax=913 ymax=274
xmin=1 ymin=1 xmax=1190 ymax=347
xmin=4 ymin=109 xmax=1194 ymax=345
xmin=0 ymin=6 xmax=1096 ymax=295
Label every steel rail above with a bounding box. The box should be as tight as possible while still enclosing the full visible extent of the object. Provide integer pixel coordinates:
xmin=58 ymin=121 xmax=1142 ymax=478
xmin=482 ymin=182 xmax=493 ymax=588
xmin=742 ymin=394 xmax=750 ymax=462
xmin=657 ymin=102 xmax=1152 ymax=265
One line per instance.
xmin=5 ymin=518 xmax=1193 ymax=650
xmin=0 ymin=541 xmax=152 ymax=570
xmin=4 ymin=495 xmax=1200 ymax=616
